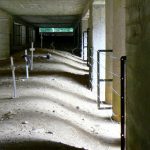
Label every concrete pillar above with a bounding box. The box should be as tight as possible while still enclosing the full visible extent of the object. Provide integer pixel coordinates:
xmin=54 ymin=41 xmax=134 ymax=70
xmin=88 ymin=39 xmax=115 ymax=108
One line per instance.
xmin=81 ymin=19 xmax=88 ymax=60
xmin=112 ymin=0 xmax=126 ymax=121
xmin=0 ymin=9 xmax=12 ymax=60
xmin=105 ymin=0 xmax=113 ymax=104
xmin=89 ymin=1 xmax=106 ymax=95
xmin=126 ymin=0 xmax=150 ymax=149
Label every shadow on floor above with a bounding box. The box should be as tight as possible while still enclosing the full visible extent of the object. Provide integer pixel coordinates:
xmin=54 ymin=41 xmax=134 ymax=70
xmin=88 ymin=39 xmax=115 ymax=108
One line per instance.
xmin=30 ymin=71 xmax=89 ymax=86
xmin=0 ymin=140 xmax=85 ymax=150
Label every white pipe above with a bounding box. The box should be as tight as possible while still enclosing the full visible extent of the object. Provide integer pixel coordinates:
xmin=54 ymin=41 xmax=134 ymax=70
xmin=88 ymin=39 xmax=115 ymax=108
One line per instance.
xmin=10 ymin=56 xmax=14 ymax=66
xmin=30 ymin=42 xmax=35 ymax=71
xmin=25 ymin=49 xmax=27 ymax=56
xmin=25 ymin=49 xmax=29 ymax=79
xmin=31 ymin=42 xmax=34 ymax=48
xmin=30 ymin=50 xmax=33 ymax=70
xmin=10 ymin=57 xmax=16 ymax=98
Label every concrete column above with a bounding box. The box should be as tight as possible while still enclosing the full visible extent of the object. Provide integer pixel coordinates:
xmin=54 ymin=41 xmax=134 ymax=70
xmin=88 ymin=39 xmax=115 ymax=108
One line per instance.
xmin=105 ymin=0 xmax=113 ymax=104
xmin=0 ymin=9 xmax=12 ymax=60
xmin=126 ymin=0 xmax=150 ymax=149
xmin=81 ymin=19 xmax=88 ymax=60
xmin=112 ymin=0 xmax=126 ymax=121
xmin=89 ymin=1 xmax=106 ymax=95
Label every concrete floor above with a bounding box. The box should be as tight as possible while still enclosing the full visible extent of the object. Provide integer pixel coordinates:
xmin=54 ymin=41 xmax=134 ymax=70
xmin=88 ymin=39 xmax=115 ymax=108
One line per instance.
xmin=0 ymin=49 xmax=120 ymax=150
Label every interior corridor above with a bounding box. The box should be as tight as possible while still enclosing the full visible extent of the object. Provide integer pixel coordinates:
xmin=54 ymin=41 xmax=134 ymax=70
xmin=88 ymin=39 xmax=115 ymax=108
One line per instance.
xmin=0 ymin=0 xmax=150 ymax=149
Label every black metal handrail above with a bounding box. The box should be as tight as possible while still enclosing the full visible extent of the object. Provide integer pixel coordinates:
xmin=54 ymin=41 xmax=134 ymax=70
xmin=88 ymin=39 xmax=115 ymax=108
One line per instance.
xmin=120 ymin=56 xmax=127 ymax=150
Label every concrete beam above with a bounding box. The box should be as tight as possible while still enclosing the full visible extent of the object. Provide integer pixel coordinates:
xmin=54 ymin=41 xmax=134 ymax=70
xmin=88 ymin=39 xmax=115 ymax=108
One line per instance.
xmin=81 ymin=0 xmax=93 ymax=19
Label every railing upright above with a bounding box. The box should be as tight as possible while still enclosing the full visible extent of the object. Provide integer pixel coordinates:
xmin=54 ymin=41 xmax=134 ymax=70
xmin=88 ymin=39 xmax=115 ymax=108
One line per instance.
xmin=120 ymin=56 xmax=127 ymax=150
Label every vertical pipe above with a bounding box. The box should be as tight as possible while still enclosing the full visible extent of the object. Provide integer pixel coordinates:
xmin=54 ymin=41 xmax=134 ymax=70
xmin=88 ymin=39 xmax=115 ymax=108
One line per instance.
xmin=30 ymin=42 xmax=35 ymax=71
xmin=86 ymin=28 xmax=89 ymax=66
xmin=97 ymin=50 xmax=100 ymax=109
xmin=41 ymin=33 xmax=43 ymax=48
xmin=121 ymin=56 xmax=126 ymax=150
xmin=83 ymin=32 xmax=85 ymax=60
xmin=30 ymin=50 xmax=33 ymax=71
xmin=25 ymin=50 xmax=29 ymax=79
xmin=89 ymin=47 xmax=93 ymax=91
xmin=31 ymin=42 xmax=33 ymax=48
xmin=10 ymin=57 xmax=16 ymax=98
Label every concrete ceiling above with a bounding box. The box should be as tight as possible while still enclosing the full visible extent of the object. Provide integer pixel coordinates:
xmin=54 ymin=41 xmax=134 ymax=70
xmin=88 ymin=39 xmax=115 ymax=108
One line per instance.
xmin=19 ymin=15 xmax=80 ymax=27
xmin=0 ymin=0 xmax=88 ymax=27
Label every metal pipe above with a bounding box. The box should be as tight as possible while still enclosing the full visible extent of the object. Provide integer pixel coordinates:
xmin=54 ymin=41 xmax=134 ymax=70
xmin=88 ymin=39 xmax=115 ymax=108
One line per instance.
xmin=10 ymin=57 xmax=16 ymax=98
xmin=97 ymin=50 xmax=100 ymax=109
xmin=89 ymin=47 xmax=93 ymax=91
xmin=25 ymin=49 xmax=29 ymax=79
xmin=121 ymin=56 xmax=127 ymax=150
xmin=31 ymin=50 xmax=33 ymax=70
xmin=82 ymin=32 xmax=84 ymax=60
xmin=30 ymin=42 xmax=35 ymax=71
xmin=97 ymin=49 xmax=113 ymax=109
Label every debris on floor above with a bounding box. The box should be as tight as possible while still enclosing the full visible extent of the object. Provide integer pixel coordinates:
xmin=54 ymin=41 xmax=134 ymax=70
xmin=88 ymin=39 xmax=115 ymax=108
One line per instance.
xmin=76 ymin=106 xmax=80 ymax=110
xmin=21 ymin=121 xmax=29 ymax=124
xmin=46 ymin=131 xmax=53 ymax=134
xmin=31 ymin=128 xmax=45 ymax=133
xmin=0 ymin=111 xmax=17 ymax=121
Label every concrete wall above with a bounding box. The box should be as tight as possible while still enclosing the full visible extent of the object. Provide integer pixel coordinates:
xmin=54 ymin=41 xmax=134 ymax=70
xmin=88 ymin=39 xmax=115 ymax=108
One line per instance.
xmin=126 ymin=0 xmax=150 ymax=149
xmin=0 ymin=9 xmax=13 ymax=60
xmin=105 ymin=0 xmax=113 ymax=104
xmin=112 ymin=0 xmax=126 ymax=121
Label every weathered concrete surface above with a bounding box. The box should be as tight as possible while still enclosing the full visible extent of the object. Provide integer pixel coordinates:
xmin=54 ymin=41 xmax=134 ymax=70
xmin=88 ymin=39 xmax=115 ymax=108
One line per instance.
xmin=126 ymin=0 xmax=150 ymax=149
xmin=105 ymin=0 xmax=113 ymax=104
xmin=0 ymin=49 xmax=120 ymax=150
xmin=0 ymin=9 xmax=13 ymax=60
xmin=112 ymin=0 xmax=126 ymax=121
xmin=89 ymin=3 xmax=106 ymax=94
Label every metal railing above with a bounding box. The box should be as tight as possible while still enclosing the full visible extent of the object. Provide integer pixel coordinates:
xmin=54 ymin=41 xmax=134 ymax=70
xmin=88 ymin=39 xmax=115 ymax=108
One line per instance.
xmin=82 ymin=31 xmax=88 ymax=61
xmin=121 ymin=56 xmax=127 ymax=150
xmin=88 ymin=47 xmax=93 ymax=90
xmin=97 ymin=49 xmax=113 ymax=109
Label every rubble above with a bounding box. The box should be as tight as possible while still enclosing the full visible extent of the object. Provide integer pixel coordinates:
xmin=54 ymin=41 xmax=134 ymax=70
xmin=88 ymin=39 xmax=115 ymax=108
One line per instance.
xmin=0 ymin=111 xmax=17 ymax=121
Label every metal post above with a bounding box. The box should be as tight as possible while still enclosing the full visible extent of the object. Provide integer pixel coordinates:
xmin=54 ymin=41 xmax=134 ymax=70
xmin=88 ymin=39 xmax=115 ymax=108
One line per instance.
xmin=30 ymin=42 xmax=35 ymax=71
xmin=83 ymin=32 xmax=84 ymax=60
xmin=97 ymin=50 xmax=100 ymax=109
xmin=10 ymin=57 xmax=16 ymax=98
xmin=121 ymin=56 xmax=127 ymax=150
xmin=31 ymin=50 xmax=33 ymax=70
xmin=97 ymin=50 xmax=113 ymax=109
xmin=87 ymin=28 xmax=90 ymax=66
xmin=89 ymin=47 xmax=93 ymax=91
xmin=25 ymin=49 xmax=29 ymax=79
